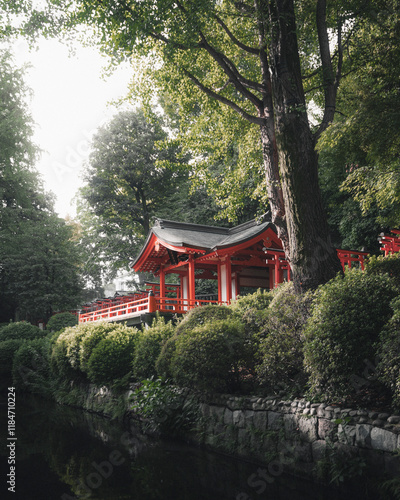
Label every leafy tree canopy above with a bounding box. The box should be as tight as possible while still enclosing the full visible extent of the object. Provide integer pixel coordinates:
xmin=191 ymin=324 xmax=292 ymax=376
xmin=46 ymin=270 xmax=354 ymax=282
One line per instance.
xmin=318 ymin=5 xmax=400 ymax=231
xmin=76 ymin=108 xmax=232 ymax=280
xmin=11 ymin=0 xmax=400 ymax=290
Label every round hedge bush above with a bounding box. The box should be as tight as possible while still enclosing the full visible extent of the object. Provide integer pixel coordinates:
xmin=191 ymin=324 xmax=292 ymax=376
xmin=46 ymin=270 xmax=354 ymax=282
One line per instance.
xmin=377 ymin=297 xmax=400 ymax=409
xmin=0 ymin=322 xmax=45 ymax=342
xmin=304 ymin=269 xmax=397 ymax=398
xmin=87 ymin=329 xmax=137 ymax=385
xmin=132 ymin=316 xmax=175 ymax=380
xmin=46 ymin=312 xmax=78 ymax=332
xmin=51 ymin=322 xmax=139 ymax=381
xmin=12 ymin=338 xmax=52 ymax=394
xmin=255 ymin=282 xmax=313 ymax=390
xmin=0 ymin=339 xmax=24 ymax=376
xmin=230 ymin=288 xmax=272 ymax=338
xmin=170 ymin=317 xmax=247 ymax=393
xmin=155 ymin=335 xmax=178 ymax=380
xmin=175 ymin=304 xmax=233 ymax=336
xmin=365 ymin=252 xmax=400 ymax=291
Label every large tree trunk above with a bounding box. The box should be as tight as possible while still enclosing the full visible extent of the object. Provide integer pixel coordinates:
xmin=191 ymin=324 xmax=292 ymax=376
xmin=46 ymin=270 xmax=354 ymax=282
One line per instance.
xmin=262 ymin=0 xmax=342 ymax=292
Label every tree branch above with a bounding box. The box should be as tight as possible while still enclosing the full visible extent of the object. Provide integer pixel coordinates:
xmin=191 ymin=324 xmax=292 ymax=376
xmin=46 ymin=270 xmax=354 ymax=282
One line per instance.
xmin=214 ymin=14 xmax=260 ymax=55
xmin=314 ymin=0 xmax=338 ymax=141
xmin=181 ymin=67 xmax=264 ymax=125
xmin=198 ymin=33 xmax=264 ymax=109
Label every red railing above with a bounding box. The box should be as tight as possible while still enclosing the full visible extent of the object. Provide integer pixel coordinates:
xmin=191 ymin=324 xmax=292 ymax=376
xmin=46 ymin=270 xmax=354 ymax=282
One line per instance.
xmin=336 ymin=249 xmax=369 ymax=271
xmin=79 ymin=296 xmax=150 ymax=323
xmin=379 ymin=230 xmax=400 ymax=256
xmin=79 ymin=295 xmax=225 ymax=323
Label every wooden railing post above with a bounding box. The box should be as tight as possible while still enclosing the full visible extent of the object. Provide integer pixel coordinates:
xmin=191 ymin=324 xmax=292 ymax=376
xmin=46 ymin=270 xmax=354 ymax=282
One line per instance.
xmin=148 ymin=290 xmax=156 ymax=313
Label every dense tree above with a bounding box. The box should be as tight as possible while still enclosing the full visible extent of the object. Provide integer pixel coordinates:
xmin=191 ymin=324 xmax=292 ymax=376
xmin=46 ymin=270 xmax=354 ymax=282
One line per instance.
xmin=77 ymin=109 xmax=231 ymax=279
xmin=318 ymin=5 xmax=400 ymax=230
xmin=12 ymin=1 xmax=400 ymax=290
xmin=21 ymin=0 xmax=387 ymax=291
xmin=0 ymin=49 xmax=83 ymax=322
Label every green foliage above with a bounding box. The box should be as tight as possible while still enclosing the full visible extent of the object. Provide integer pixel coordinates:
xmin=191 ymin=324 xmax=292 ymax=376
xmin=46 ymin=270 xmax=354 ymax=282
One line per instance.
xmin=304 ymin=270 xmax=397 ymax=398
xmin=0 ymin=322 xmax=44 ymax=341
xmin=170 ymin=317 xmax=247 ymax=393
xmin=12 ymin=337 xmax=53 ymax=396
xmin=132 ymin=316 xmax=175 ymax=380
xmin=318 ymin=5 xmax=400 ymax=229
xmin=0 ymin=51 xmax=83 ymax=322
xmin=365 ymin=253 xmax=400 ymax=291
xmin=46 ymin=312 xmax=78 ymax=332
xmin=87 ymin=329 xmax=137 ymax=385
xmin=255 ymin=283 xmax=313 ymax=391
xmin=76 ymin=108 xmax=218 ymax=279
xmin=131 ymin=378 xmax=197 ymax=436
xmin=377 ymin=297 xmax=400 ymax=409
xmin=175 ymin=304 xmax=233 ymax=336
xmin=0 ymin=339 xmax=24 ymax=375
xmin=230 ymin=288 xmax=272 ymax=338
xmin=51 ymin=322 xmax=139 ymax=383
xmin=155 ymin=336 xmax=178 ymax=380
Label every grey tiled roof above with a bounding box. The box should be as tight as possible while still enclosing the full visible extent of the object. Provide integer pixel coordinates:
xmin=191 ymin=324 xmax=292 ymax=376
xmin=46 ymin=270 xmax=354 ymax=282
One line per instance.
xmin=151 ymin=213 xmax=274 ymax=251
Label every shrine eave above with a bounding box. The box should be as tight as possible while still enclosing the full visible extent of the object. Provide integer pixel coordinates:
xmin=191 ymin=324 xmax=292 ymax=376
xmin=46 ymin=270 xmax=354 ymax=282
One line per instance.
xmin=131 ymin=214 xmax=277 ymax=273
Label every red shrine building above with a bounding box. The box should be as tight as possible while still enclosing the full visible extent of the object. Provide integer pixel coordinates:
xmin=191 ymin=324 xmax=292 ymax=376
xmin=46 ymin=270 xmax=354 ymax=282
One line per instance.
xmin=132 ymin=214 xmax=290 ymax=305
xmin=79 ymin=214 xmax=369 ymax=324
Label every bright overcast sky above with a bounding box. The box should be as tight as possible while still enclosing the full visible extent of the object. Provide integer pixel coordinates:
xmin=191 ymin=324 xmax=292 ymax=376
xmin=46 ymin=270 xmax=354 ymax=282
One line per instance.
xmin=13 ymin=37 xmax=134 ymax=219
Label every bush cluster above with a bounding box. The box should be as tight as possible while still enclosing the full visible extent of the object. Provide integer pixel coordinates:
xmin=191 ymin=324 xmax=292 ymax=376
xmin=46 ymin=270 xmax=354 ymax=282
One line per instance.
xmin=304 ymin=269 xmax=397 ymax=397
xmin=0 ymin=322 xmax=45 ymax=342
xmin=255 ymin=282 xmax=313 ymax=391
xmin=0 ymin=322 xmax=48 ymax=380
xmin=52 ymin=322 xmax=139 ymax=385
xmin=8 ymin=253 xmax=400 ymax=412
xmin=170 ymin=317 xmax=247 ymax=393
xmin=46 ymin=312 xmax=78 ymax=332
xmin=377 ymin=297 xmax=400 ymax=408
xmin=12 ymin=338 xmax=53 ymax=396
xmin=132 ymin=315 xmax=175 ymax=380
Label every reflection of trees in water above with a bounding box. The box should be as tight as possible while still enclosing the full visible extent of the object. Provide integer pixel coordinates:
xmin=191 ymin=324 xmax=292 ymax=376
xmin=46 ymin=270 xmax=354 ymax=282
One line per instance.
xmin=6 ymin=395 xmax=365 ymax=500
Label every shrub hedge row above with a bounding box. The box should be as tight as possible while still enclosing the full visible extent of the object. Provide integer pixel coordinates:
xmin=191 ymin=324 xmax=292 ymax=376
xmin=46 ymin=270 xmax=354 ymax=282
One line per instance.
xmin=4 ymin=256 xmax=400 ymax=411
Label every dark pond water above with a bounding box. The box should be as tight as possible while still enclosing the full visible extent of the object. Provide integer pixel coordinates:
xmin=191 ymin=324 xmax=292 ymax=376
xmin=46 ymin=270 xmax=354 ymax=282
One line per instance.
xmin=0 ymin=393 xmax=388 ymax=500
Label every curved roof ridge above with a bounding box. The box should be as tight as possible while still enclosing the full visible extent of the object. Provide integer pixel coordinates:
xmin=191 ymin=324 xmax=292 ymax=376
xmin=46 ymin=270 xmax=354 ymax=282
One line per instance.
xmin=154 ymin=218 xmax=229 ymax=235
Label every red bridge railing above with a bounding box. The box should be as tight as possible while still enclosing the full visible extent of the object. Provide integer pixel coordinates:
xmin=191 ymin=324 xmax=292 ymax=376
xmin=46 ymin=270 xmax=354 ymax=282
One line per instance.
xmin=79 ymin=295 xmax=225 ymax=324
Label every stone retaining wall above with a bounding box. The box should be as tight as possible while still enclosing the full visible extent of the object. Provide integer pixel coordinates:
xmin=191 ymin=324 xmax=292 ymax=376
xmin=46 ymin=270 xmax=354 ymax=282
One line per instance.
xmin=71 ymin=384 xmax=400 ymax=483
xmin=195 ymin=394 xmax=400 ymax=480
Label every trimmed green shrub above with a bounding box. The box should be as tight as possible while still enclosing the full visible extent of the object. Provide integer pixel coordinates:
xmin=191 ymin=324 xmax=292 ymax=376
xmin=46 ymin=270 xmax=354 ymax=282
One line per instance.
xmin=175 ymin=304 xmax=233 ymax=336
xmin=87 ymin=329 xmax=137 ymax=385
xmin=365 ymin=252 xmax=400 ymax=290
xmin=12 ymin=338 xmax=52 ymax=395
xmin=304 ymin=269 xmax=397 ymax=398
xmin=155 ymin=336 xmax=178 ymax=379
xmin=0 ymin=339 xmax=24 ymax=376
xmin=46 ymin=312 xmax=78 ymax=332
xmin=0 ymin=322 xmax=45 ymax=342
xmin=230 ymin=288 xmax=272 ymax=337
xmin=170 ymin=317 xmax=247 ymax=393
xmin=132 ymin=316 xmax=175 ymax=380
xmin=377 ymin=297 xmax=400 ymax=409
xmin=256 ymin=282 xmax=313 ymax=391
xmin=51 ymin=322 xmax=139 ymax=381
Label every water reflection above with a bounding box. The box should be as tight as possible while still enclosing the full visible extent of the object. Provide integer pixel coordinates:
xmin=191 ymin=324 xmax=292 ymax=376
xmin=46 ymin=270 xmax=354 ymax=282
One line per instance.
xmin=0 ymin=395 xmax=381 ymax=500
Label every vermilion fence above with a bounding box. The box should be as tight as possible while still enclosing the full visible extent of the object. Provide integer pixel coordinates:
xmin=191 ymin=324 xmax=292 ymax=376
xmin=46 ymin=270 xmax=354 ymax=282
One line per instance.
xmin=78 ymin=295 xmax=225 ymax=323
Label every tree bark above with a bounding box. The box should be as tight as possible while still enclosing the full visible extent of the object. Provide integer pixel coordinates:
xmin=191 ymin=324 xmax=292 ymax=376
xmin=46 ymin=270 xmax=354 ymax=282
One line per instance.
xmin=263 ymin=0 xmax=342 ymax=291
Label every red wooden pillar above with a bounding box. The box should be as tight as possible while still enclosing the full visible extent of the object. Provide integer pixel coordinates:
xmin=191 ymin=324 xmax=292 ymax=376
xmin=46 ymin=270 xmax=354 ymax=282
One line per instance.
xmin=188 ymin=254 xmax=196 ymax=306
xmin=217 ymin=262 xmax=222 ymax=303
xmin=226 ymin=257 xmax=232 ymax=303
xmin=159 ymin=266 xmax=165 ymax=309
xmin=274 ymin=255 xmax=281 ymax=287
xmin=269 ymin=265 xmax=274 ymax=289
